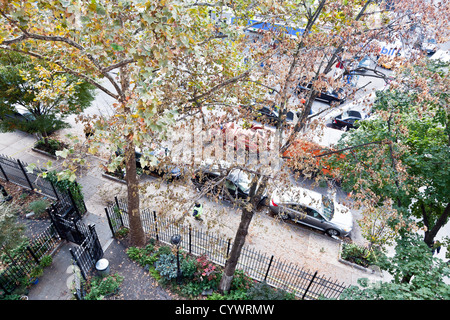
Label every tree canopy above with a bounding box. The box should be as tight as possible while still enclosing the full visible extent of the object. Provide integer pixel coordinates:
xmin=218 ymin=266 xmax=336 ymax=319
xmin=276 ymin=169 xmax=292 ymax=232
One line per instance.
xmin=0 ymin=51 xmax=95 ymax=136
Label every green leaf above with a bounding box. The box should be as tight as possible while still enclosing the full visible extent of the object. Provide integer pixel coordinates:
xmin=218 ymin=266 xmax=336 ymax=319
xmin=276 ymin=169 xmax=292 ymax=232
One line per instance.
xmin=111 ymin=43 xmax=125 ymax=51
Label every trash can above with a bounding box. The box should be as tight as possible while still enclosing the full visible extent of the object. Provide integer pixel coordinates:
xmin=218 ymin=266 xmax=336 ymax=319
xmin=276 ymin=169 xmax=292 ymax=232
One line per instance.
xmin=95 ymin=258 xmax=110 ymax=277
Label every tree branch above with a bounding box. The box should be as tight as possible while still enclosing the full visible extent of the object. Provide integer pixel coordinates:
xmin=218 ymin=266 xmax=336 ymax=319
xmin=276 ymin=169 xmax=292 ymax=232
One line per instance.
xmin=0 ymin=45 xmax=120 ymax=100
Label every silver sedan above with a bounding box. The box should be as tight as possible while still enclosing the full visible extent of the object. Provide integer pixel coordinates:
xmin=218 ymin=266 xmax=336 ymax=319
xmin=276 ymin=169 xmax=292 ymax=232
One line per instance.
xmin=268 ymin=186 xmax=353 ymax=237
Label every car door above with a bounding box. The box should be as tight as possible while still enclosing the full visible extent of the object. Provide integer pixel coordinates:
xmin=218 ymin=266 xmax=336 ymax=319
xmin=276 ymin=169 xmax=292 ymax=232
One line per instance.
xmin=288 ymin=204 xmax=308 ymax=222
xmin=278 ymin=203 xmax=303 ymax=220
xmin=302 ymin=207 xmax=327 ymax=231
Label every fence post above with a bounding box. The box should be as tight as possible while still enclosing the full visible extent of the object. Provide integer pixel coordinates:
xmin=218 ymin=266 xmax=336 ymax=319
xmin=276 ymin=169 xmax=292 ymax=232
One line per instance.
xmin=67 ymin=187 xmax=82 ymax=220
xmin=189 ymin=226 xmax=192 ymax=254
xmin=70 ymin=248 xmax=87 ymax=280
xmin=105 ymin=207 xmax=117 ymax=238
xmin=89 ymin=224 xmax=103 ymax=260
xmin=302 ymin=271 xmax=318 ymax=300
xmin=153 ymin=211 xmax=159 ymax=241
xmin=0 ymin=162 xmax=9 ymax=181
xmin=264 ymin=255 xmax=274 ymax=282
xmin=114 ymin=197 xmax=124 ymax=227
xmin=17 ymin=159 xmax=34 ymax=190
xmin=50 ymin=180 xmax=60 ymax=201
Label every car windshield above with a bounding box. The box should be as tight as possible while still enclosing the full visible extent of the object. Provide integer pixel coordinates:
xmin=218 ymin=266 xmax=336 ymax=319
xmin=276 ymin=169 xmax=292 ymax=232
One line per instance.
xmin=321 ymin=195 xmax=334 ymax=220
xmin=343 ymin=110 xmax=361 ymax=118
xmin=229 ymin=170 xmax=252 ymax=193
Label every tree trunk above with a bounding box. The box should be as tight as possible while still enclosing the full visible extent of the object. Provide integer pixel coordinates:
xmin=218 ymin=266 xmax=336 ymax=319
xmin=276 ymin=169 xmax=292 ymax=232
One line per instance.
xmin=218 ymin=179 xmax=259 ymax=293
xmin=423 ymin=202 xmax=450 ymax=248
xmin=124 ymin=139 xmax=146 ymax=247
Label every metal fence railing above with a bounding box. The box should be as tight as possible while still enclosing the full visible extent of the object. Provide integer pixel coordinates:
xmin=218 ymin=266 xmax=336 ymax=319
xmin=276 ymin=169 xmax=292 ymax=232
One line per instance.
xmin=105 ymin=197 xmax=349 ymax=300
xmin=0 ymin=154 xmax=86 ymax=215
xmin=0 ymin=224 xmax=61 ymax=296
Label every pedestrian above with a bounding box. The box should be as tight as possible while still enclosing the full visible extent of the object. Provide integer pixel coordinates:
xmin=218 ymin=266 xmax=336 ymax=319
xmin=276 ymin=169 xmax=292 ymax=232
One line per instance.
xmin=193 ymin=202 xmax=203 ymax=221
xmin=84 ymin=123 xmax=95 ymax=139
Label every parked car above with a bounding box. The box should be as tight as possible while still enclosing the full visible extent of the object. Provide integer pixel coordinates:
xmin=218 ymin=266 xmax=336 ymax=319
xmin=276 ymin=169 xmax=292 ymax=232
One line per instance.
xmin=268 ymin=186 xmax=353 ymax=237
xmin=115 ymin=146 xmax=182 ymax=180
xmin=191 ymin=160 xmax=266 ymax=206
xmin=356 ymin=56 xmax=371 ymax=71
xmin=296 ymin=82 xmax=346 ymax=105
xmin=331 ymin=110 xmax=367 ymax=130
xmin=422 ymin=38 xmax=437 ymax=56
xmin=282 ymin=139 xmax=345 ymax=179
xmin=210 ymin=122 xmax=273 ymax=154
xmin=240 ymin=103 xmax=302 ymax=126
xmin=2 ymin=105 xmax=35 ymax=122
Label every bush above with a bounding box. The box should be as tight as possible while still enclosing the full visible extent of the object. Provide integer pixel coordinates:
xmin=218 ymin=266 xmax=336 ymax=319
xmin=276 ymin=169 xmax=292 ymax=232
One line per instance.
xmin=39 ymin=255 xmax=53 ymax=268
xmin=34 ymin=139 xmax=66 ymax=155
xmin=155 ymin=253 xmax=178 ymax=281
xmin=43 ymin=170 xmax=85 ymax=214
xmin=84 ymin=274 xmax=124 ymax=300
xmin=341 ymin=243 xmax=378 ymax=268
xmin=126 ymin=243 xmax=156 ymax=267
xmin=246 ymin=281 xmax=295 ymax=300
xmin=27 ymin=199 xmax=50 ymax=218
xmin=181 ymin=255 xmax=198 ymax=280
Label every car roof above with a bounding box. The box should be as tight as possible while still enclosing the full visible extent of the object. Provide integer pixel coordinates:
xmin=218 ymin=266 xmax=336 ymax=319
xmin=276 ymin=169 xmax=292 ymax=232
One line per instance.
xmin=274 ymin=186 xmax=323 ymax=210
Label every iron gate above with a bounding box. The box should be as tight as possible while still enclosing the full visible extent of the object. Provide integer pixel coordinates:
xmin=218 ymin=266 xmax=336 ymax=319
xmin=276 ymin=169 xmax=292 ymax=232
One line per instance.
xmin=47 ymin=201 xmax=104 ymax=280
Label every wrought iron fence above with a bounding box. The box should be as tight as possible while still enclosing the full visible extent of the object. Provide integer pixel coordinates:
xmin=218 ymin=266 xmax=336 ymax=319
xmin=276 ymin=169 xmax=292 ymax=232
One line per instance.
xmin=0 ymin=224 xmax=61 ymax=296
xmin=105 ymin=197 xmax=349 ymax=300
xmin=0 ymin=154 xmax=86 ymax=215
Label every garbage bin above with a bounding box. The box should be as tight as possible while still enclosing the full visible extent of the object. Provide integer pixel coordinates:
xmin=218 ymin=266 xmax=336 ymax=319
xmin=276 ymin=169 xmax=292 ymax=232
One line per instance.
xmin=95 ymin=258 xmax=110 ymax=277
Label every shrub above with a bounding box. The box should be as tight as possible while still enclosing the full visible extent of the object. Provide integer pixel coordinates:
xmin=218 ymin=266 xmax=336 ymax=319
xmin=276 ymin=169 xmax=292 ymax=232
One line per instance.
xmin=194 ymin=254 xmax=220 ymax=284
xmin=84 ymin=273 xmax=124 ymax=300
xmin=34 ymin=139 xmax=65 ymax=155
xmin=27 ymin=199 xmax=50 ymax=217
xmin=44 ymin=170 xmax=84 ymax=213
xmin=230 ymin=269 xmax=255 ymax=292
xmin=246 ymin=281 xmax=295 ymax=300
xmin=341 ymin=243 xmax=378 ymax=268
xmin=39 ymin=255 xmax=53 ymax=268
xmin=181 ymin=255 xmax=198 ymax=280
xmin=126 ymin=244 xmax=156 ymax=267
xmin=155 ymin=253 xmax=178 ymax=281
xmin=156 ymin=245 xmax=172 ymax=256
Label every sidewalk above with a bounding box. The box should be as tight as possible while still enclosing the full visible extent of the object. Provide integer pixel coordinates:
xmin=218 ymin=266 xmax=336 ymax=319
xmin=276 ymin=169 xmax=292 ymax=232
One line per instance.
xmin=27 ymin=237 xmax=172 ymax=300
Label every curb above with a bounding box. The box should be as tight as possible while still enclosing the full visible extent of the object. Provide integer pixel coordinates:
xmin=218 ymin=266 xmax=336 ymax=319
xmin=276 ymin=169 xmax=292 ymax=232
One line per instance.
xmin=31 ymin=147 xmax=58 ymax=160
xmin=337 ymin=242 xmax=383 ymax=277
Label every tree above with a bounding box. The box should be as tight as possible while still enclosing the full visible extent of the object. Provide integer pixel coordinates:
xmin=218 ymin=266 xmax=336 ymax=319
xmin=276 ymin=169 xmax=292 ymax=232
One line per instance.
xmin=217 ymin=0 xmax=449 ymax=293
xmin=333 ymin=58 xmax=449 ymax=248
xmin=339 ymin=231 xmax=450 ymax=300
xmin=1 ymin=0 xmax=448 ymax=295
xmin=0 ymin=0 xmax=258 ymax=247
xmin=0 ymin=51 xmax=95 ymax=145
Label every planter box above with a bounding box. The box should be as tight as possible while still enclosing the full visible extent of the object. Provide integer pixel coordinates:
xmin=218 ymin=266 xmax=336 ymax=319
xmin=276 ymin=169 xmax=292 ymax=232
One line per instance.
xmin=337 ymin=242 xmax=383 ymax=277
xmin=102 ymin=172 xmax=126 ymax=184
xmin=31 ymin=147 xmax=58 ymax=160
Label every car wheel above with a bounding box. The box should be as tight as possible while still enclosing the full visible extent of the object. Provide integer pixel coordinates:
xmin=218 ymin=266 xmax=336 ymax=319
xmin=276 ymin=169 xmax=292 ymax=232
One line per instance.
xmin=326 ymin=229 xmax=340 ymax=237
xmin=278 ymin=212 xmax=290 ymax=220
